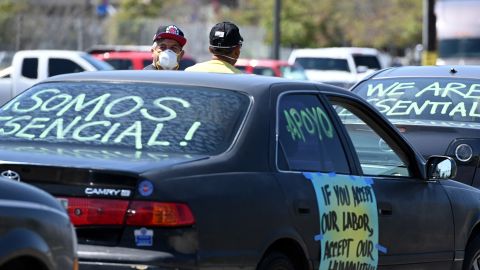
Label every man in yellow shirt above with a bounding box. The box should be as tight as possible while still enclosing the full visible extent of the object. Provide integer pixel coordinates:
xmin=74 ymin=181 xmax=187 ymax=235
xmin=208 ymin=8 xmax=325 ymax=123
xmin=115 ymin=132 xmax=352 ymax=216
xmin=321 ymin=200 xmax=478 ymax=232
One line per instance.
xmin=185 ymin=21 xmax=243 ymax=74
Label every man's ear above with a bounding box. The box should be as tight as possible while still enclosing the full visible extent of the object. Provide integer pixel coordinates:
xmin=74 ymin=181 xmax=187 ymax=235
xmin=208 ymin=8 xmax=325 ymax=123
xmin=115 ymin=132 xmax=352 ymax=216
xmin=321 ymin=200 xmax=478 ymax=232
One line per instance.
xmin=150 ymin=42 xmax=156 ymax=54
xmin=233 ymin=46 xmax=241 ymax=58
xmin=179 ymin=50 xmax=185 ymax=59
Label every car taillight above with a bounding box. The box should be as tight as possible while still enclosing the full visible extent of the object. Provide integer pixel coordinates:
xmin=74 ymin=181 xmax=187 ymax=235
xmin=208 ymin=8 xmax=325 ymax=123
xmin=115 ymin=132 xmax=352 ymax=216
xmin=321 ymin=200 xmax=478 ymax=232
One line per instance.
xmin=126 ymin=201 xmax=195 ymax=227
xmin=59 ymin=197 xmax=195 ymax=227
xmin=65 ymin=198 xmax=129 ymax=226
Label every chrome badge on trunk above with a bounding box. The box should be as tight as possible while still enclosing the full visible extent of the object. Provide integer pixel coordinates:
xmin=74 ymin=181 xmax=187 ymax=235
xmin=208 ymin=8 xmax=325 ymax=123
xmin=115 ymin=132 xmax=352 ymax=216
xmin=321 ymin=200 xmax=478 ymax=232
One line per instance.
xmin=0 ymin=170 xmax=21 ymax=181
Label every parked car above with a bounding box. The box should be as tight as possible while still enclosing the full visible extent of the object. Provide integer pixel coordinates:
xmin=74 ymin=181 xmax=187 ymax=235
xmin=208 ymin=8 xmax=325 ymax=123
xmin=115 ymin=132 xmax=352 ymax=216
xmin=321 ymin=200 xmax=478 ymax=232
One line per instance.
xmin=92 ymin=51 xmax=152 ymax=70
xmin=88 ymin=45 xmax=196 ymax=70
xmin=0 ymin=50 xmax=113 ymax=106
xmin=288 ymin=47 xmax=383 ymax=88
xmin=235 ymin=58 xmax=308 ymax=80
xmin=0 ymin=70 xmax=479 ymax=269
xmin=0 ymin=177 xmax=77 ymax=270
xmin=351 ymin=65 xmax=480 ymax=189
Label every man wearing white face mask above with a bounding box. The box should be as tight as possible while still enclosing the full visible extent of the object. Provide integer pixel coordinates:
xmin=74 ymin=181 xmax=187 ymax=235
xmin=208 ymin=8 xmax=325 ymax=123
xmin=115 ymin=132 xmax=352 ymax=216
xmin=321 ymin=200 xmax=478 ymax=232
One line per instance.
xmin=144 ymin=25 xmax=187 ymax=70
xmin=185 ymin=21 xmax=243 ymax=74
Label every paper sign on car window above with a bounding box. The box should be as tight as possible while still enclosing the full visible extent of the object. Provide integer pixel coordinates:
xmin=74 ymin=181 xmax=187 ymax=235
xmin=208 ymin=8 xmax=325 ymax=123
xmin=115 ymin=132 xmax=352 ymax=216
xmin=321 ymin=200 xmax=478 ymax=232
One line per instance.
xmin=304 ymin=172 xmax=383 ymax=270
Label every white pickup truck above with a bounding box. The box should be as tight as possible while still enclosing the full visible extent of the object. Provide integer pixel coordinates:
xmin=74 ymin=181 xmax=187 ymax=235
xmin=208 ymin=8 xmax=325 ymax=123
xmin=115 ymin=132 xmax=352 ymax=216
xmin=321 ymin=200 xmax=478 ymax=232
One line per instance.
xmin=0 ymin=50 xmax=113 ymax=106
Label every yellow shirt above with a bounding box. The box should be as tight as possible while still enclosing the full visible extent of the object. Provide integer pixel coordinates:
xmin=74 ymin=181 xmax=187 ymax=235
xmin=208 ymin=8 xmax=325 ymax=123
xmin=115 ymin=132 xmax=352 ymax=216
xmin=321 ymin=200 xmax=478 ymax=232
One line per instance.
xmin=185 ymin=60 xmax=243 ymax=74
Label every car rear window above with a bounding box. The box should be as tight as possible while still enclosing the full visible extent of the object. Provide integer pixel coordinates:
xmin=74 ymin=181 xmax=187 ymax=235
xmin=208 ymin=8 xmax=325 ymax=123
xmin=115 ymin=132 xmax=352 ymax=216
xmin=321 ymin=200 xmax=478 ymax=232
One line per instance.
xmin=295 ymin=57 xmax=350 ymax=72
xmin=352 ymin=54 xmax=381 ymax=70
xmin=280 ymin=65 xmax=308 ymax=80
xmin=354 ymin=77 xmax=480 ymax=125
xmin=80 ymin=53 xmax=114 ymax=70
xmin=252 ymin=67 xmax=275 ymax=76
xmin=143 ymin=59 xmax=152 ymax=68
xmin=0 ymin=82 xmax=250 ymax=155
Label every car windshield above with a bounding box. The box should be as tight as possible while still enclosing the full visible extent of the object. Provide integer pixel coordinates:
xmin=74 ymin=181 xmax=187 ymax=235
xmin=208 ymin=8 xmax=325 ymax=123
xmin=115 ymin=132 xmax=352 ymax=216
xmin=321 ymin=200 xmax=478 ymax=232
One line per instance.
xmin=235 ymin=65 xmax=247 ymax=72
xmin=280 ymin=64 xmax=308 ymax=80
xmin=439 ymin=38 xmax=480 ymax=58
xmin=80 ymin=53 xmax=115 ymax=70
xmin=0 ymin=82 xmax=250 ymax=155
xmin=295 ymin=57 xmax=350 ymax=72
xmin=105 ymin=59 xmax=134 ymax=70
xmin=354 ymin=77 xmax=480 ymax=125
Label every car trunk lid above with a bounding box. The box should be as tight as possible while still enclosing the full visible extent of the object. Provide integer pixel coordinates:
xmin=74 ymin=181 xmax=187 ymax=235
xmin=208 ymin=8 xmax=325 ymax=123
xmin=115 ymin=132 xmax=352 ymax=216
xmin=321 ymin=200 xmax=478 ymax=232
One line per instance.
xmin=0 ymin=144 xmax=205 ymax=246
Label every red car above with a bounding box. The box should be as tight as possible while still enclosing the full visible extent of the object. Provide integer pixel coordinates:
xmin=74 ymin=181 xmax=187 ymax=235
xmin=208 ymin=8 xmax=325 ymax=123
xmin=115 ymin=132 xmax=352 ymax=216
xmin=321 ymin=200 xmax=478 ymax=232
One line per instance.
xmin=92 ymin=51 xmax=152 ymax=70
xmin=235 ymin=58 xmax=307 ymax=79
xmin=89 ymin=45 xmax=196 ymax=70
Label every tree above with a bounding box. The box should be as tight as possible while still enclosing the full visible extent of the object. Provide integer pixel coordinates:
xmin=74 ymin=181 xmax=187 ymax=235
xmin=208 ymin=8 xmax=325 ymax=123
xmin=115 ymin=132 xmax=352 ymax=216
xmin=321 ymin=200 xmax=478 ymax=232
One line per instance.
xmin=105 ymin=0 xmax=163 ymax=45
xmin=228 ymin=0 xmax=422 ymax=52
xmin=116 ymin=0 xmax=163 ymax=19
xmin=0 ymin=0 xmax=28 ymax=50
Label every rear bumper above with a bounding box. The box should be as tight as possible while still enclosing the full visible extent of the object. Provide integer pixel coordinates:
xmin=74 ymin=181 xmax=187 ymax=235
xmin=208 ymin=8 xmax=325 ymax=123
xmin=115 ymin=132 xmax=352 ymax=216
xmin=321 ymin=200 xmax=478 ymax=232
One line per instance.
xmin=78 ymin=244 xmax=197 ymax=270
xmin=80 ymin=262 xmax=167 ymax=270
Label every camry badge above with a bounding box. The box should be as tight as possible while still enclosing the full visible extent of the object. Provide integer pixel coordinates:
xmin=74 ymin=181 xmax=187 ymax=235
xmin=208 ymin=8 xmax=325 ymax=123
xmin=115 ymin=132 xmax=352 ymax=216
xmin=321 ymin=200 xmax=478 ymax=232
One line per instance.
xmin=84 ymin=187 xmax=132 ymax=197
xmin=1 ymin=170 xmax=21 ymax=181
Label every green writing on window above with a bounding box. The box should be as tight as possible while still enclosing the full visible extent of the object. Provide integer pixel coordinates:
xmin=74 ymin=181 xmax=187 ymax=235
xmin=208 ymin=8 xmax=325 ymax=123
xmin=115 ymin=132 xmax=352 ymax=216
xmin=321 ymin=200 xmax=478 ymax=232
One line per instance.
xmin=283 ymin=106 xmax=333 ymax=142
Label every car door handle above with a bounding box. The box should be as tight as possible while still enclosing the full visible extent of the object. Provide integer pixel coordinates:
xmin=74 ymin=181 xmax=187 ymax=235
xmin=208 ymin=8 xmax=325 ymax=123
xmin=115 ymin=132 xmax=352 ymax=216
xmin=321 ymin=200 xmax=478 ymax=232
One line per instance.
xmin=294 ymin=200 xmax=311 ymax=215
xmin=377 ymin=202 xmax=393 ymax=216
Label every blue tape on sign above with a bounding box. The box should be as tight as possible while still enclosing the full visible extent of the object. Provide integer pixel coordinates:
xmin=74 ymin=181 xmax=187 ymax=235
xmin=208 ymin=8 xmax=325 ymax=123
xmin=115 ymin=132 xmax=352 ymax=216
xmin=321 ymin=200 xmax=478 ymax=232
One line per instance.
xmin=375 ymin=244 xmax=388 ymax=254
xmin=314 ymin=234 xmax=323 ymax=241
xmin=303 ymin=172 xmax=314 ymax=180
xmin=328 ymin=172 xmax=336 ymax=177
xmin=364 ymin=178 xmax=374 ymax=186
xmin=303 ymin=172 xmax=323 ymax=180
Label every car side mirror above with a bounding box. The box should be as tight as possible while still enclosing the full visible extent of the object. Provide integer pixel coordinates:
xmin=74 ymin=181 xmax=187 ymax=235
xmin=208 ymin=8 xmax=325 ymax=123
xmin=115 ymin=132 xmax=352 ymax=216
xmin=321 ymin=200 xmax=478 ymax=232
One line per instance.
xmin=356 ymin=65 xmax=369 ymax=73
xmin=426 ymin=156 xmax=457 ymax=180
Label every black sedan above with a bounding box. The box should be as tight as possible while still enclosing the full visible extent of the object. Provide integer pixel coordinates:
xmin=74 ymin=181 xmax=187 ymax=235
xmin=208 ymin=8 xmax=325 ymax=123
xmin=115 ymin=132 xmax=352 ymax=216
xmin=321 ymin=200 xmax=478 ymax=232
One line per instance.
xmin=351 ymin=65 xmax=480 ymax=189
xmin=0 ymin=177 xmax=77 ymax=270
xmin=0 ymin=70 xmax=478 ymax=270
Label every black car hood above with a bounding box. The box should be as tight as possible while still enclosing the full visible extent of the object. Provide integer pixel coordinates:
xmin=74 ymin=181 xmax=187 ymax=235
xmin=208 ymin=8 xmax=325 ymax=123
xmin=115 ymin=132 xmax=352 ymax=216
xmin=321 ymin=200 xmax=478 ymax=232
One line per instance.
xmin=441 ymin=179 xmax=480 ymax=194
xmin=0 ymin=143 xmax=209 ymax=174
xmin=390 ymin=119 xmax=480 ymax=157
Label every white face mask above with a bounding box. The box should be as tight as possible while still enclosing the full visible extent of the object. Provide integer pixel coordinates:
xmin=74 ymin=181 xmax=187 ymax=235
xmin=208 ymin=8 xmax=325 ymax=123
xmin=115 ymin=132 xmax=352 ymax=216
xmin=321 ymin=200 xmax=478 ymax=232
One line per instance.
xmin=156 ymin=49 xmax=179 ymax=70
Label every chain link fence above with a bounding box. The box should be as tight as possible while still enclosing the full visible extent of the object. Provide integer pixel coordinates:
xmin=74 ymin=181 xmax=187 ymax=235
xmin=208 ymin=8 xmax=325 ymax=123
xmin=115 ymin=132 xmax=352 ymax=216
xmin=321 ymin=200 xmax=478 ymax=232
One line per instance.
xmin=0 ymin=3 xmax=285 ymax=63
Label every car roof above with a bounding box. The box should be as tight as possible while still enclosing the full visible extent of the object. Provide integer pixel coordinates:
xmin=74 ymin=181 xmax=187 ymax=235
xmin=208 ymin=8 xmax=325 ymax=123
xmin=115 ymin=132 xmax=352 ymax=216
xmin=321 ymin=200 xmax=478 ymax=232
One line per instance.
xmin=367 ymin=65 xmax=480 ymax=80
xmin=91 ymin=50 xmax=195 ymax=61
xmin=290 ymin=47 xmax=379 ymax=59
xmin=93 ymin=51 xmax=152 ymax=59
xmin=42 ymin=70 xmax=352 ymax=96
xmin=236 ymin=58 xmax=289 ymax=67
xmin=16 ymin=50 xmax=86 ymax=57
xmin=87 ymin=44 xmax=152 ymax=54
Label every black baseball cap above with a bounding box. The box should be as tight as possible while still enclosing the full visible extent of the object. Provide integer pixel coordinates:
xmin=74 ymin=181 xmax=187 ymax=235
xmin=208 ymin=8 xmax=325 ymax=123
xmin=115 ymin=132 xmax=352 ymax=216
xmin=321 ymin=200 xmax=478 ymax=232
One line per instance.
xmin=209 ymin=21 xmax=243 ymax=48
xmin=153 ymin=25 xmax=187 ymax=47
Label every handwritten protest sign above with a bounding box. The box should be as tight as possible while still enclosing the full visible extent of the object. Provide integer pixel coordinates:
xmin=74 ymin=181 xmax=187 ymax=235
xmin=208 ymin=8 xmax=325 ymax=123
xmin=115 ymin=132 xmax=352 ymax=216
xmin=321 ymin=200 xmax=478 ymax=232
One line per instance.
xmin=0 ymin=83 xmax=249 ymax=154
xmin=304 ymin=172 xmax=381 ymax=270
xmin=362 ymin=81 xmax=480 ymax=119
xmin=283 ymin=106 xmax=334 ymax=142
